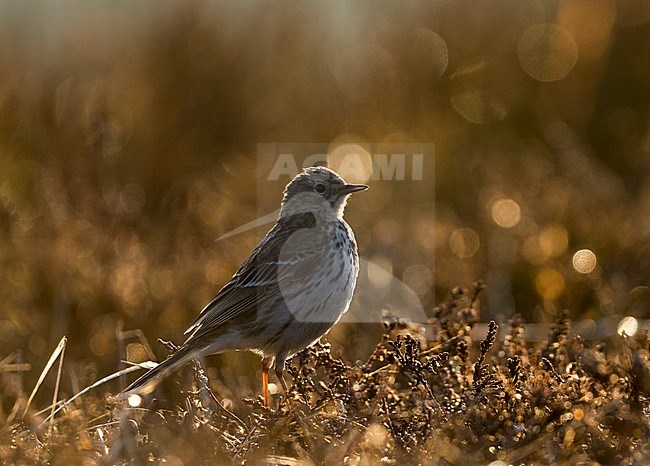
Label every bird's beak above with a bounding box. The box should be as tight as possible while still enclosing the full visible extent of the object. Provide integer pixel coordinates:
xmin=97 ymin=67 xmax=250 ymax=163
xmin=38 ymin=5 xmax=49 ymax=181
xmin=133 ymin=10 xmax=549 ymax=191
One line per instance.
xmin=338 ymin=183 xmax=369 ymax=195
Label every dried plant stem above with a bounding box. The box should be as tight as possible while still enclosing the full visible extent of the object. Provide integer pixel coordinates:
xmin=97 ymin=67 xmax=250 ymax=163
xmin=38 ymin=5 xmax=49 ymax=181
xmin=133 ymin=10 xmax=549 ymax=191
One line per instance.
xmin=23 ymin=336 xmax=67 ymax=418
xmin=41 ymin=364 xmax=149 ymax=425
xmin=49 ymin=336 xmax=67 ymax=435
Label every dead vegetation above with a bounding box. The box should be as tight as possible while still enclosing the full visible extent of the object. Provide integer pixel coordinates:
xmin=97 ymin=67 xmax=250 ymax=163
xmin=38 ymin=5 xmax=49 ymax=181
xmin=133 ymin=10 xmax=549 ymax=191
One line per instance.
xmin=2 ymin=282 xmax=649 ymax=465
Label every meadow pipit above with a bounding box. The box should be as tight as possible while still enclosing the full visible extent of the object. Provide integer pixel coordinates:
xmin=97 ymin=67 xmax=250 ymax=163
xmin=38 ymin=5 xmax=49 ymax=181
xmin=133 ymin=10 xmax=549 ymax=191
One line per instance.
xmin=123 ymin=166 xmax=367 ymax=406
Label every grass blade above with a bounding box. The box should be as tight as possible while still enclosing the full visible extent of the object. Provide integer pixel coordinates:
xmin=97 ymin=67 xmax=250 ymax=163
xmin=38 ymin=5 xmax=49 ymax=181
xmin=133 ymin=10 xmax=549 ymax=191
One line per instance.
xmin=23 ymin=336 xmax=67 ymax=418
xmin=41 ymin=363 xmax=153 ymax=425
xmin=49 ymin=336 xmax=67 ymax=434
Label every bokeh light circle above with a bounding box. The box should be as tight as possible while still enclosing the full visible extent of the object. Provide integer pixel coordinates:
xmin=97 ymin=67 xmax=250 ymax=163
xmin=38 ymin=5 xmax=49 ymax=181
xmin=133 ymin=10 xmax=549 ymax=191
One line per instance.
xmin=518 ymin=24 xmax=578 ymax=82
xmin=617 ymin=316 xmax=638 ymax=336
xmin=411 ymin=28 xmax=448 ymax=80
xmin=403 ymin=264 xmax=434 ymax=295
xmin=539 ymin=224 xmax=569 ymax=258
xmin=572 ymin=249 xmax=597 ymax=274
xmin=450 ymin=56 xmax=521 ymax=124
xmin=491 ymin=198 xmax=521 ymax=228
xmin=127 ymin=394 xmax=142 ymax=407
xmin=449 ymin=227 xmax=480 ymax=258
xmin=535 ymin=267 xmax=565 ymax=300
xmin=328 ymin=143 xmax=373 ymax=184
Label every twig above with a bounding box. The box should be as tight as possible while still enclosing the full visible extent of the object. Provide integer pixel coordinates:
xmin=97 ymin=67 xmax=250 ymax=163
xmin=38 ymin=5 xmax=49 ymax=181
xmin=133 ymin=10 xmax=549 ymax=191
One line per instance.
xmin=157 ymin=338 xmax=249 ymax=433
xmin=233 ymin=426 xmax=259 ymax=459
xmin=191 ymin=360 xmax=248 ymax=432
xmin=420 ymin=334 xmax=464 ymax=356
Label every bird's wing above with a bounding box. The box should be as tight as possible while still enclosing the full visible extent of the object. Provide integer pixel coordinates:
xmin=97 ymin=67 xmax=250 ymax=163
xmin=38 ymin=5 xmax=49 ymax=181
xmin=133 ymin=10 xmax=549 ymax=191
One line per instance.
xmin=184 ymin=212 xmax=321 ymax=341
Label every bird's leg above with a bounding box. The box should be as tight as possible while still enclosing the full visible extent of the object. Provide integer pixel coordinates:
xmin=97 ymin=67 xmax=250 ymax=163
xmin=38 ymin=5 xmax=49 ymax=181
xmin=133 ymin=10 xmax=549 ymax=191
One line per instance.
xmin=274 ymin=355 xmax=289 ymax=395
xmin=262 ymin=356 xmax=273 ymax=407
xmin=274 ymin=359 xmax=293 ymax=410
xmin=275 ymin=365 xmax=288 ymax=394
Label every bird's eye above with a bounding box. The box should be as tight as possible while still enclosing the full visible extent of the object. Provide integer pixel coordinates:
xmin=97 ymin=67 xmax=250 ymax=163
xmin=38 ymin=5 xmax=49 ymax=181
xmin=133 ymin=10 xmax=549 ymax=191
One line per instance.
xmin=314 ymin=183 xmax=327 ymax=194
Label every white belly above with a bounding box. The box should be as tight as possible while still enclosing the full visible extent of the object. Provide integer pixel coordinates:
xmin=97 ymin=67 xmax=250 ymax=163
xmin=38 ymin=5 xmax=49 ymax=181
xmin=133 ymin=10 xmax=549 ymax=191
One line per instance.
xmin=280 ymin=248 xmax=357 ymax=324
xmin=276 ymin=221 xmax=358 ymax=325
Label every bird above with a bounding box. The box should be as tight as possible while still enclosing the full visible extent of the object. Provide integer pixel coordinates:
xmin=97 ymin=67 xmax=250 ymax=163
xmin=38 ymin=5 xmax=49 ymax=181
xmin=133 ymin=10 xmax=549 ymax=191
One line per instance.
xmin=122 ymin=166 xmax=368 ymax=406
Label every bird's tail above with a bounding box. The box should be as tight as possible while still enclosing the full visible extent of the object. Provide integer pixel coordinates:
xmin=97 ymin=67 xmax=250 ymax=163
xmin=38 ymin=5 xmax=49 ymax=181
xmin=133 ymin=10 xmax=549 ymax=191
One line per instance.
xmin=121 ymin=344 xmax=199 ymax=396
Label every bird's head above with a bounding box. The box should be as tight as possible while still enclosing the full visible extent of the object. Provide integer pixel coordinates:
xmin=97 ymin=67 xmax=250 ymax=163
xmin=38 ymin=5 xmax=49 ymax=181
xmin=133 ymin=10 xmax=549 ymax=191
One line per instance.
xmin=279 ymin=166 xmax=368 ymax=220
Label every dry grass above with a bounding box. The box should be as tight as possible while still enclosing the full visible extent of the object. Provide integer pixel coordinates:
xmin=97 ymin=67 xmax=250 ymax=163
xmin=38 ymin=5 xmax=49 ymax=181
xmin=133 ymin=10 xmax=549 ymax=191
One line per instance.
xmin=2 ymin=283 xmax=648 ymax=465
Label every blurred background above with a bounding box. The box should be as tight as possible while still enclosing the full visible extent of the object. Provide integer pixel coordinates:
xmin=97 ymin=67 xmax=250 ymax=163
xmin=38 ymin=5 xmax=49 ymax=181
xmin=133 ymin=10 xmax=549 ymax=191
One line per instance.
xmin=1 ymin=1 xmax=650 ymax=402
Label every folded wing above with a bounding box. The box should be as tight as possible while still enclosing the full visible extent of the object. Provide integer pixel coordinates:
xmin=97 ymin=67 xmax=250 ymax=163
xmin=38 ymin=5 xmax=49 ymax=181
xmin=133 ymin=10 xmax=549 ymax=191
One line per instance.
xmin=183 ymin=212 xmax=319 ymax=342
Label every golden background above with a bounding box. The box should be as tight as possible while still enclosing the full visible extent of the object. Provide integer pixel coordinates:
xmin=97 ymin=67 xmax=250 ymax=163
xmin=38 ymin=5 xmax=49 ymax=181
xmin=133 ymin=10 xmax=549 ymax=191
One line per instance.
xmin=1 ymin=1 xmax=649 ymax=403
